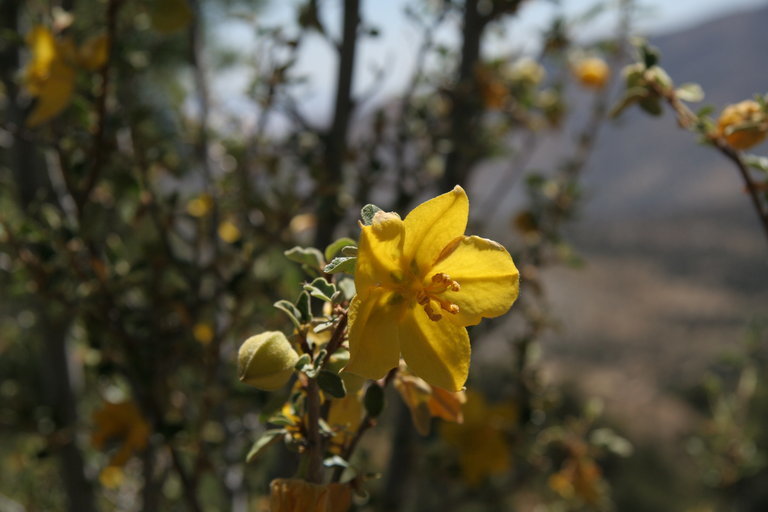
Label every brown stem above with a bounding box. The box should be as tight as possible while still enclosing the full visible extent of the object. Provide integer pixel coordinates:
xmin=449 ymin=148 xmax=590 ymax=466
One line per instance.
xmin=78 ymin=0 xmax=123 ymax=211
xmin=304 ymin=377 xmax=325 ymax=484
xmin=188 ymin=0 xmax=219 ymax=256
xmin=169 ymin=446 xmax=205 ymax=512
xmin=39 ymin=313 xmax=98 ymax=512
xmin=649 ymin=80 xmax=768 ymax=245
xmin=391 ymin=6 xmax=450 ymax=213
xmin=442 ymin=0 xmax=485 ymax=191
xmin=314 ymin=0 xmax=360 ymax=248
xmin=323 ymin=310 xmax=349 ymax=364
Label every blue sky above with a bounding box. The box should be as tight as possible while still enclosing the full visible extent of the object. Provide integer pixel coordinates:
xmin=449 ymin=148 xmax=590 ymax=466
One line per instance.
xmin=213 ymin=0 xmax=767 ymax=124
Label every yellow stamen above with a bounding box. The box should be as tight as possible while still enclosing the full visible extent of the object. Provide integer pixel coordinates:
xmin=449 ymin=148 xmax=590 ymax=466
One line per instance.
xmin=418 ymin=273 xmax=461 ymax=321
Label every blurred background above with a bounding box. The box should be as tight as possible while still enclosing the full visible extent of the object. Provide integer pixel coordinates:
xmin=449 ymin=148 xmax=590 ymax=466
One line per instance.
xmin=1 ymin=0 xmax=768 ymax=511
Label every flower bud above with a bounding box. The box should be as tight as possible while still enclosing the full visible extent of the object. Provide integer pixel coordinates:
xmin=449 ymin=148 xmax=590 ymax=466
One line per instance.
xmin=573 ymin=57 xmax=610 ymax=89
xmin=270 ymin=478 xmax=352 ymax=512
xmin=238 ymin=331 xmax=299 ymax=391
xmin=717 ymin=99 xmax=767 ymax=150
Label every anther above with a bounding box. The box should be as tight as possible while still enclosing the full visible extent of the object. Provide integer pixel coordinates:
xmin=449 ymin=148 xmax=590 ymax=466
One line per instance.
xmin=423 ymin=303 xmax=442 ymax=321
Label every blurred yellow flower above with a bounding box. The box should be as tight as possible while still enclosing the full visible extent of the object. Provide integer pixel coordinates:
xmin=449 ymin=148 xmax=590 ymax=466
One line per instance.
xmin=270 ymin=478 xmax=352 ymax=512
xmin=548 ymin=448 xmax=604 ymax=505
xmin=476 ymin=67 xmax=508 ymax=110
xmin=716 ymin=99 xmax=767 ymax=150
xmin=186 ymin=193 xmax=214 ymax=217
xmin=22 ymin=26 xmax=109 ymax=127
xmin=193 ymin=322 xmax=215 ymax=345
xmin=573 ymin=57 xmax=610 ymax=89
xmin=440 ymin=391 xmax=517 ymax=486
xmin=345 ymin=186 xmax=519 ymax=391
xmin=98 ymin=465 xmax=124 ymax=489
xmin=218 ymin=220 xmax=241 ymax=243
xmin=394 ymin=365 xmax=465 ymax=435
xmin=78 ymin=33 xmax=110 ymax=71
xmin=91 ymin=400 xmax=150 ymax=486
xmin=327 ymin=392 xmax=364 ymax=450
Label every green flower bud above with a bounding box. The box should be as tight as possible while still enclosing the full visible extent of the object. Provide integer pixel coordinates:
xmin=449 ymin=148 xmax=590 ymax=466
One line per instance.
xmin=238 ymin=331 xmax=299 ymax=391
xmin=622 ymin=63 xmax=645 ymax=89
xmin=645 ymin=66 xmax=673 ymax=89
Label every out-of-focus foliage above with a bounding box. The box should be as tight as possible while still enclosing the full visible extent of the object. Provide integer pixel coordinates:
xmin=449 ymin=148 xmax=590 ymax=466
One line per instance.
xmin=1 ymin=0 xmax=766 ymax=511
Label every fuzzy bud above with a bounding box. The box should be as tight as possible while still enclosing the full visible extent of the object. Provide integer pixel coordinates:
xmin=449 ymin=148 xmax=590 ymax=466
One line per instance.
xmin=573 ymin=57 xmax=610 ymax=89
xmin=238 ymin=331 xmax=299 ymax=391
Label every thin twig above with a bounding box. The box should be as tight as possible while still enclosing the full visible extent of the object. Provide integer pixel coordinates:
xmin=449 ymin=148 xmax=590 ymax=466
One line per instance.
xmin=78 ymin=0 xmax=123 ymax=211
xmin=648 ymin=80 xmax=768 ymax=245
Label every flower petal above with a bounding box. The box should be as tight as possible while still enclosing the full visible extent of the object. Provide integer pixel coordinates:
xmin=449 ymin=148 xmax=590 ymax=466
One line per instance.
xmin=399 ymin=308 xmax=470 ymax=391
xmin=431 ymin=235 xmax=519 ymax=326
xmin=344 ymin=292 xmax=402 ymax=381
xmin=403 ymin=185 xmax=468 ymax=276
xmin=26 ymin=57 xmax=75 ymax=127
xmin=355 ymin=211 xmax=405 ymax=296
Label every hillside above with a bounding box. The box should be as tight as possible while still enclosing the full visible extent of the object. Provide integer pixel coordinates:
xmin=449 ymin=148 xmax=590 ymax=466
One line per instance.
xmin=494 ymin=5 xmax=768 ymax=440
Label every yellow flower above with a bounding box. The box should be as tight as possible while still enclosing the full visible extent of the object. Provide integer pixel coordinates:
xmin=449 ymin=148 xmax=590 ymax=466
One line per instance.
xmin=345 ymin=186 xmax=519 ymax=391
xmin=98 ymin=465 xmax=125 ymax=489
xmin=269 ymin=478 xmax=352 ymax=512
xmin=548 ymin=453 xmax=603 ymax=505
xmin=186 ymin=193 xmax=214 ymax=217
xmin=440 ymin=391 xmax=517 ymax=486
xmin=394 ymin=364 xmax=466 ymax=435
xmin=573 ymin=57 xmax=610 ymax=89
xmin=91 ymin=400 xmax=150 ymax=478
xmin=717 ymin=99 xmax=767 ymax=150
xmin=193 ymin=323 xmax=215 ymax=345
xmin=476 ymin=67 xmax=508 ymax=110
xmin=23 ymin=26 xmax=77 ymax=127
xmin=327 ymin=392 xmax=364 ymax=451
xmin=22 ymin=26 xmax=109 ymax=127
xmin=218 ymin=220 xmax=241 ymax=243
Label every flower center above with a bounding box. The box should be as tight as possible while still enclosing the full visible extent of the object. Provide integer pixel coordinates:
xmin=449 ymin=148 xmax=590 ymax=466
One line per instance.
xmin=416 ymin=273 xmax=461 ymax=321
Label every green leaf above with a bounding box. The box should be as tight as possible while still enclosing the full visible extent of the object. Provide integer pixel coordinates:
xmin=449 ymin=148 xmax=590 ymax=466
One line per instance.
xmin=364 ymin=383 xmax=384 ymax=417
xmin=267 ymin=414 xmax=296 ymax=427
xmin=324 ymin=237 xmax=357 ymax=262
xmin=341 ymin=245 xmax=358 ymax=256
xmin=314 ymin=349 xmax=328 ymax=368
xmin=323 ymin=455 xmax=349 ymax=469
xmin=284 ymin=246 xmax=325 ymax=271
xmin=304 ymin=277 xmax=337 ymax=302
xmin=360 ymin=204 xmax=382 ymax=226
xmin=697 ymin=105 xmax=715 ymax=118
xmin=246 ymin=429 xmax=284 ymax=463
xmin=296 ymin=291 xmax=312 ymax=322
xmin=294 ymin=353 xmax=312 ymax=371
xmin=318 ymin=418 xmax=334 ymax=436
xmin=317 ymin=370 xmax=346 ymax=398
xmin=639 ymin=97 xmax=663 ymax=116
xmin=337 ymin=277 xmax=356 ymax=300
xmin=675 ymin=83 xmax=704 ymax=102
xmin=323 ymin=256 xmax=356 ymax=274
xmin=641 ymin=42 xmax=659 ymax=68
xmin=313 ymin=319 xmax=336 ymax=333
xmin=274 ymin=300 xmax=302 ymax=329
xmin=608 ymin=87 xmax=648 ymax=119
xmin=744 ymin=155 xmax=768 ymax=174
